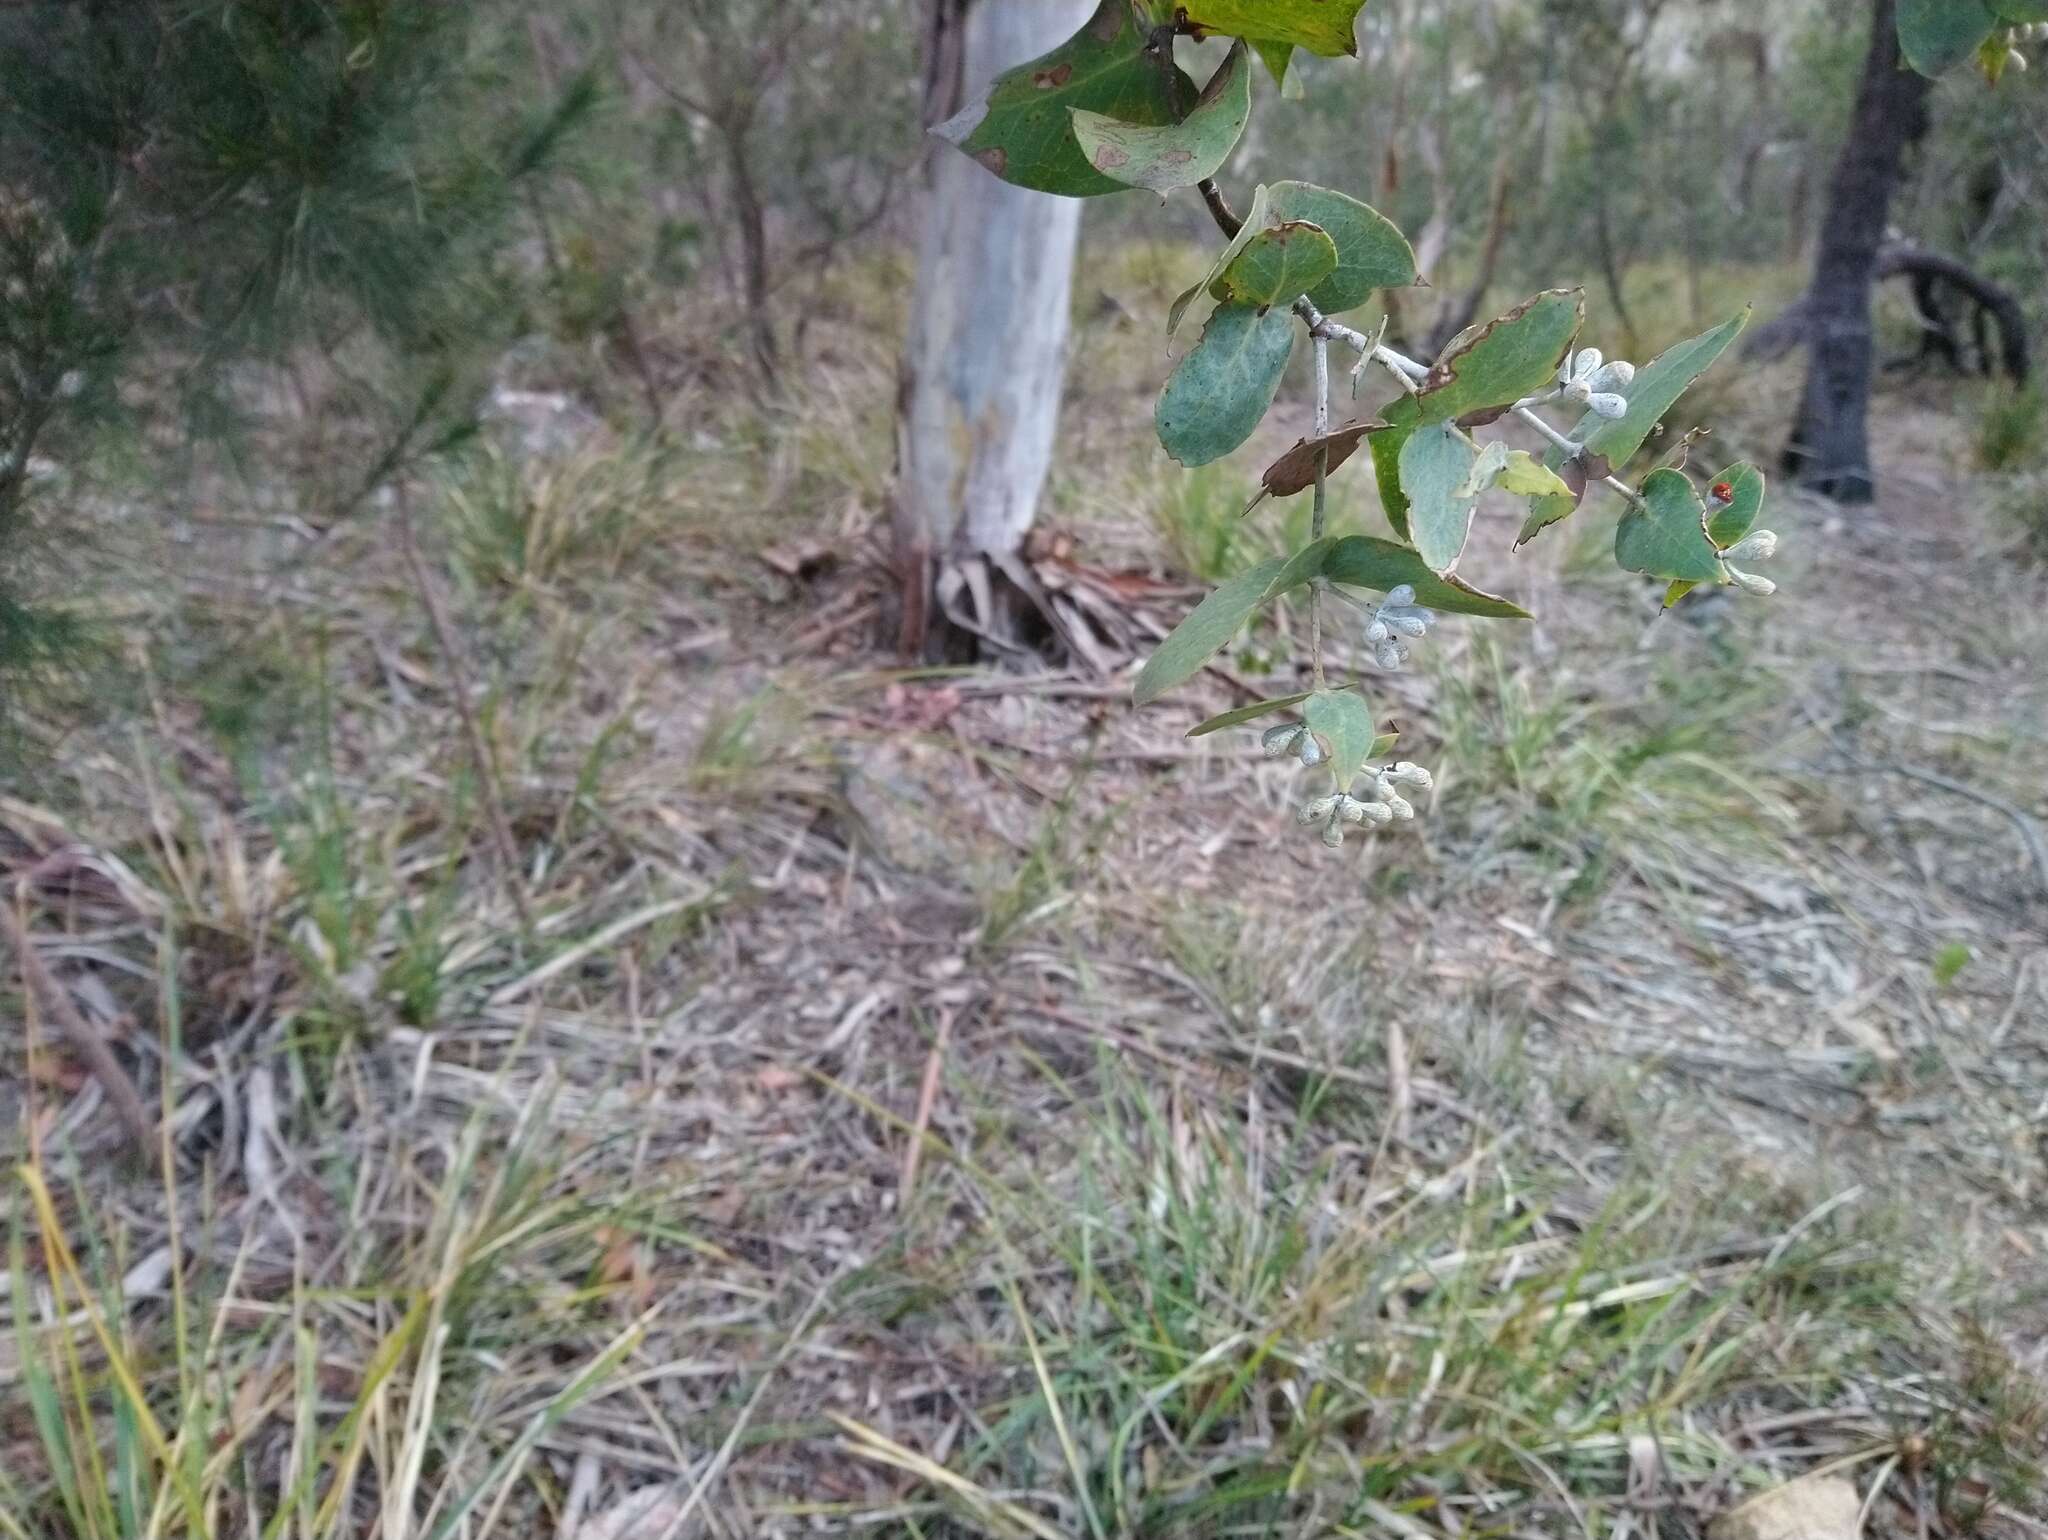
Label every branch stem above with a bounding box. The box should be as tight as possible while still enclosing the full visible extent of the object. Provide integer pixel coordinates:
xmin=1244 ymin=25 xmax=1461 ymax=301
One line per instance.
xmin=1310 ymin=335 xmax=1330 ymax=693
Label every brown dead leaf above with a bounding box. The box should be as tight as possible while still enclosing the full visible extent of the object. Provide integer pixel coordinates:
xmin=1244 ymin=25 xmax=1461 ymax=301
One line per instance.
xmin=1253 ymin=418 xmax=1386 ymax=506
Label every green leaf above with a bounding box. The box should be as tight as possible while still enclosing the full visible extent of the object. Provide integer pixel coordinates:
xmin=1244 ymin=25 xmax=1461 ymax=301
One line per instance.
xmin=1134 ymin=539 xmax=1334 ymax=704
xmin=1520 ymin=308 xmax=1750 ymax=544
xmin=1303 ymin=690 xmax=1377 ymax=783
xmin=1321 ymin=535 xmax=1532 ymax=619
xmin=1994 ymin=0 xmax=2048 ymax=19
xmin=1070 ymin=40 xmax=1252 ymax=193
xmin=1185 ymin=691 xmax=1316 ymax=738
xmin=1265 ymin=181 xmax=1418 ymax=312
xmin=1371 ymin=289 xmax=1586 ymax=534
xmin=934 ymin=0 xmax=1193 ymax=197
xmin=1178 ymin=0 xmax=1367 ymax=56
xmin=1978 ymin=30 xmax=2014 ymax=82
xmin=1897 ymin=0 xmax=1999 ymax=75
xmin=1615 ymin=468 xmax=1726 ymax=583
xmin=1212 ymin=221 xmax=1339 ymax=309
xmin=1497 ymin=449 xmax=1575 ymax=499
xmin=1253 ymin=39 xmax=1305 ymax=97
xmin=1399 ymin=421 xmax=1481 ymax=574
xmin=1705 ymin=461 xmax=1766 ymax=548
xmin=1167 ymin=184 xmax=1271 ymax=341
xmin=1156 ymin=300 xmax=1297 ymax=466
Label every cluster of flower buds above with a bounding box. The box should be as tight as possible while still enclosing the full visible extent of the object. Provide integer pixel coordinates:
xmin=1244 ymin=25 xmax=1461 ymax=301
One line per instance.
xmin=2004 ymin=20 xmax=2045 ymax=71
xmin=1262 ymin=721 xmax=1328 ymax=766
xmin=1365 ymin=584 xmax=1436 ymax=670
xmin=1721 ymin=528 xmax=1778 ymax=595
xmin=1296 ymin=762 xmax=1434 ymax=848
xmin=1556 ymin=348 xmax=1635 ymax=421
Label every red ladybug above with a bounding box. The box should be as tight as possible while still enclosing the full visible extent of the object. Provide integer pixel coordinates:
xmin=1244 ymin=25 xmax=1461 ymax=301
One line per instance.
xmin=1710 ymin=480 xmax=1735 ymax=505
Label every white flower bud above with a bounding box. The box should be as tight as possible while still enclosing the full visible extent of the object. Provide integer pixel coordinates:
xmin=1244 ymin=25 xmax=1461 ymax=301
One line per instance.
xmin=1721 ymin=529 xmax=1778 ymax=562
xmin=1375 ymin=640 xmax=1405 ymax=670
xmin=1357 ymin=800 xmax=1395 ymax=825
xmin=1298 ymin=794 xmax=1340 ymax=824
xmin=1365 ymin=618 xmax=1391 ymax=644
xmin=1262 ymin=723 xmax=1302 ymax=756
xmin=1730 ymin=568 xmax=1777 ymax=596
xmin=1297 ymin=734 xmax=1327 ymax=766
xmin=1372 ymin=772 xmax=1397 ymax=803
xmin=1592 ymin=359 xmax=1635 ymax=391
xmin=1384 ymin=611 xmax=1430 ymax=638
xmin=1337 ymin=796 xmax=1368 ymax=824
xmin=2010 ymin=47 xmax=2028 ymax=70
xmin=1321 ymin=821 xmax=1347 ymax=849
xmin=1385 ymin=792 xmax=1415 ymax=821
xmin=1384 ymin=584 xmax=1416 ymax=607
xmin=1392 ymin=762 xmax=1433 ymax=789
xmin=1587 ymin=392 xmax=1628 ymax=420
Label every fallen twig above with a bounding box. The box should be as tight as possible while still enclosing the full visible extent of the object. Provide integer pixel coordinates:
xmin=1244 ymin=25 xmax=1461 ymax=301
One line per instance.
xmin=4 ymin=893 xmax=157 ymax=1167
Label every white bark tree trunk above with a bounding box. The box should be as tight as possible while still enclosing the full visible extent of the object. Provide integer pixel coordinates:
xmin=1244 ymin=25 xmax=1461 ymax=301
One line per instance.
xmin=895 ymin=0 xmax=1091 ymax=654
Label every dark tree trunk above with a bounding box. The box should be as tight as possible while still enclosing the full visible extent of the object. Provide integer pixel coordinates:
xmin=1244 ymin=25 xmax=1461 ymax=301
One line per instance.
xmin=1782 ymin=0 xmax=1930 ymax=502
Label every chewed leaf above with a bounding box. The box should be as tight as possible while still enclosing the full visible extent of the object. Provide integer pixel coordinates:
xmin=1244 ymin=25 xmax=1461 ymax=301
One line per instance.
xmin=1664 ymin=579 xmax=1699 ymax=607
xmin=1176 ymin=0 xmax=1368 ymax=57
xmin=1704 ymin=461 xmax=1765 ymax=548
xmin=1135 ymin=539 xmax=1333 ymax=704
xmin=1265 ymin=181 xmax=1418 ymax=312
xmin=1615 ymin=468 xmax=1725 ymax=582
xmin=1399 ymin=421 xmax=1481 ymax=574
xmin=1303 ymin=689 xmax=1377 ymax=784
xmin=1211 ymin=221 xmax=1338 ymax=310
xmin=1322 ymin=535 xmax=1532 ymax=619
xmin=1156 ymin=300 xmax=1296 ymax=467
xmin=1185 ymin=691 xmax=1317 ymax=738
xmin=1167 ymin=184 xmax=1271 ymax=342
xmin=1069 ymin=40 xmax=1251 ymax=193
xmin=935 ymin=0 xmax=1193 ymax=197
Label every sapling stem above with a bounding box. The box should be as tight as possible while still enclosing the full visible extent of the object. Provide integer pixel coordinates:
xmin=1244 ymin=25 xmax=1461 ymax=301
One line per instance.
xmin=1310 ymin=334 xmax=1330 ymax=693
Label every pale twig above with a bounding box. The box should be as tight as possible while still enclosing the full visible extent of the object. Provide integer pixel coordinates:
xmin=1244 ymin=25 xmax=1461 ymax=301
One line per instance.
xmin=4 ymin=891 xmax=157 ymax=1166
xmin=396 ymin=484 xmax=536 ymax=932
xmin=1844 ymin=760 xmax=2048 ymax=898
xmin=900 ymin=1004 xmax=956 ymax=1203
xmin=1310 ymin=335 xmax=1330 ymax=693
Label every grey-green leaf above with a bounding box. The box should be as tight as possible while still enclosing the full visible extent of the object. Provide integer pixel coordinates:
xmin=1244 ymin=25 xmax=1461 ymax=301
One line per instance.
xmin=1303 ymin=689 xmax=1377 ymax=784
xmin=1321 ymin=535 xmax=1532 ymax=619
xmin=1399 ymin=421 xmax=1481 ymax=574
xmin=1185 ymin=691 xmax=1317 ymax=738
xmin=1156 ymin=300 xmax=1297 ymax=467
xmin=1134 ymin=538 xmax=1334 ymax=704
xmin=934 ymin=0 xmax=1193 ymax=198
xmin=1070 ymin=40 xmax=1252 ymax=193
xmin=1211 ymin=221 xmax=1339 ymax=310
xmin=1614 ymin=468 xmax=1726 ymax=583
xmin=1897 ymin=0 xmax=1998 ymax=75
xmin=1266 ymin=181 xmax=1418 ymax=313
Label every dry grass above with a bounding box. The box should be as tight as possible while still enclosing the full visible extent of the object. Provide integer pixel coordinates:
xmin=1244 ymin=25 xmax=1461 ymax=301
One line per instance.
xmin=3 ymin=253 xmax=2047 ymax=1538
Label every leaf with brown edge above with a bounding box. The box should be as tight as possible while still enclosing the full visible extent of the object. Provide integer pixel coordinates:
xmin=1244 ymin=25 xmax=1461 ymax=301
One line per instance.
xmin=1514 ymin=450 xmax=1611 ymax=547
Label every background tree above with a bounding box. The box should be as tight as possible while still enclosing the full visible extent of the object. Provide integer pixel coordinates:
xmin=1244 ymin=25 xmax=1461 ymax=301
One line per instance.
xmin=892 ymin=0 xmax=1097 ymax=660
